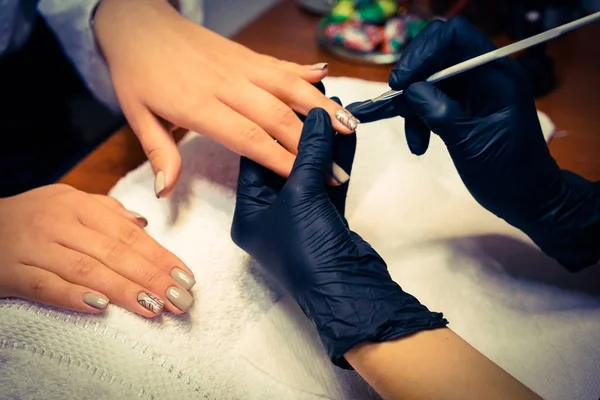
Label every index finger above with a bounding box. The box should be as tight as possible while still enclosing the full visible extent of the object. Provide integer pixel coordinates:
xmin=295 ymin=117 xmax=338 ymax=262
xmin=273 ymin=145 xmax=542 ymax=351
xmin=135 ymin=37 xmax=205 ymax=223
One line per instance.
xmin=249 ymin=68 xmax=360 ymax=135
xmin=81 ymin=196 xmax=197 ymax=290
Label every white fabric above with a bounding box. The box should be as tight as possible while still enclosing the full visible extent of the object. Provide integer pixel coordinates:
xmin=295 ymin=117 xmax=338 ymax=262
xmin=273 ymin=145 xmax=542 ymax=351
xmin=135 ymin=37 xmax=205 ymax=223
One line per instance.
xmin=1 ymin=77 xmax=599 ymax=400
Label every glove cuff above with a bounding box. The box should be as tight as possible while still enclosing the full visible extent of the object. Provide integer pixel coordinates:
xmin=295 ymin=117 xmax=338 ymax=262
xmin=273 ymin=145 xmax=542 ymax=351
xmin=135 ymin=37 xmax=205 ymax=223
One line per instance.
xmin=526 ymin=171 xmax=600 ymax=271
xmin=297 ymin=249 xmax=448 ymax=369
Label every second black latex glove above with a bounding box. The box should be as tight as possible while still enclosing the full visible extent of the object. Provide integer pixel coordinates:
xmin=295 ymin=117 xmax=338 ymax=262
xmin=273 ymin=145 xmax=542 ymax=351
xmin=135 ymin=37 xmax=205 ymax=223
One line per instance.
xmin=350 ymin=17 xmax=600 ymax=270
xmin=231 ymin=107 xmax=447 ymax=368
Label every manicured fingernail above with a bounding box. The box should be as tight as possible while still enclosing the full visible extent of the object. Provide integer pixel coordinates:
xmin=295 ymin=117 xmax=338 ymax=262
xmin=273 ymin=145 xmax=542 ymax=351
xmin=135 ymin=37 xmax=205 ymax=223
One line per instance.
xmin=154 ymin=171 xmax=166 ymax=198
xmin=137 ymin=292 xmax=164 ymax=314
xmin=309 ymin=62 xmax=328 ymax=71
xmin=83 ymin=293 xmax=109 ymax=310
xmin=166 ymin=286 xmax=194 ymax=312
xmin=127 ymin=210 xmax=148 ymax=227
xmin=170 ymin=268 xmax=196 ymax=290
xmin=331 ymin=162 xmax=350 ymax=184
xmin=335 ymin=109 xmax=360 ymax=131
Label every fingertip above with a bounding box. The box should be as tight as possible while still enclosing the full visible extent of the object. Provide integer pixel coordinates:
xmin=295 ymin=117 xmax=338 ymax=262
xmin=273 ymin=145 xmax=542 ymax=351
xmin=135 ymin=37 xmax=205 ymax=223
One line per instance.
xmin=333 ymin=108 xmax=360 ymax=133
xmin=405 ymin=117 xmax=431 ymax=156
xmin=153 ymin=153 xmax=182 ymax=199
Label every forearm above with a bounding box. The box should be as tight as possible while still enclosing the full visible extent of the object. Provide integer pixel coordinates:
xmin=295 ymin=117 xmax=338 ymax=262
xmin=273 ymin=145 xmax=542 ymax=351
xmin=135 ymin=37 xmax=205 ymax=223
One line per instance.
xmin=345 ymin=328 xmax=542 ymax=400
xmin=526 ymin=171 xmax=600 ymax=271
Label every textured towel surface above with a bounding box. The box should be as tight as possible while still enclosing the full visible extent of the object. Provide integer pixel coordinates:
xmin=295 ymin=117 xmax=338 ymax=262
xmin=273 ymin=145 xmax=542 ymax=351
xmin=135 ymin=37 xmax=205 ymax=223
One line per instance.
xmin=1 ymin=77 xmax=599 ymax=400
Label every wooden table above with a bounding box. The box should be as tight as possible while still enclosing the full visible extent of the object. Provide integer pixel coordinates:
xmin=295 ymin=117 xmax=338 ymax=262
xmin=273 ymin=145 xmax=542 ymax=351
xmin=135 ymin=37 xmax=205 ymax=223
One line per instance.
xmin=60 ymin=0 xmax=600 ymax=193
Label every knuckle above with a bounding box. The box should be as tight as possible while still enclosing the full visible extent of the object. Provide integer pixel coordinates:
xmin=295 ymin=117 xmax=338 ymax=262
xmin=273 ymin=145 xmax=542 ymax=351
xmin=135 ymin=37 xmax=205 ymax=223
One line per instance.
xmin=277 ymin=70 xmax=297 ymax=86
xmin=152 ymin=246 xmax=171 ymax=265
xmin=272 ymin=106 xmax=298 ymax=130
xmin=105 ymin=239 xmax=126 ymax=261
xmin=52 ymin=183 xmax=74 ymax=193
xmin=144 ymin=269 xmax=165 ymax=288
xmin=72 ymin=255 xmax=96 ymax=279
xmin=239 ymin=125 xmax=263 ymax=143
xmin=119 ymin=226 xmax=143 ymax=247
xmin=428 ymin=102 xmax=450 ymax=122
xmin=145 ymin=146 xmax=164 ymax=165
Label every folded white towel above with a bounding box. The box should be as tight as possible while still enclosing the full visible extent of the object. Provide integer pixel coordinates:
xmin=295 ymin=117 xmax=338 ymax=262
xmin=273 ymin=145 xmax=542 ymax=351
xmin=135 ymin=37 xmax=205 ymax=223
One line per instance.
xmin=1 ymin=77 xmax=598 ymax=400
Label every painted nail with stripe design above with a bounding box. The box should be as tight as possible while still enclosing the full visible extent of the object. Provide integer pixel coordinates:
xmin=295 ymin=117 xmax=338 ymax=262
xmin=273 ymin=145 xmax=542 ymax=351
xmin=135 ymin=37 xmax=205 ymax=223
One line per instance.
xmin=137 ymin=292 xmax=165 ymax=314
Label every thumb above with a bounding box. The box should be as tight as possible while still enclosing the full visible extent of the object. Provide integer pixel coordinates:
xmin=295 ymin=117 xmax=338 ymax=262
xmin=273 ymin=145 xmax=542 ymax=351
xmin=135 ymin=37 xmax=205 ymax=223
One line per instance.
xmin=125 ymin=107 xmax=182 ymax=198
xmin=287 ymin=107 xmax=334 ymax=191
xmin=404 ymin=82 xmax=468 ymax=145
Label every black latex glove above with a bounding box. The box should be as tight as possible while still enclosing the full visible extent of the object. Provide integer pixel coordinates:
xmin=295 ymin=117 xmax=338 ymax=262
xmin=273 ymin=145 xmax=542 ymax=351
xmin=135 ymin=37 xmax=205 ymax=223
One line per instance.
xmin=349 ymin=17 xmax=600 ymax=271
xmin=231 ymin=106 xmax=447 ymax=368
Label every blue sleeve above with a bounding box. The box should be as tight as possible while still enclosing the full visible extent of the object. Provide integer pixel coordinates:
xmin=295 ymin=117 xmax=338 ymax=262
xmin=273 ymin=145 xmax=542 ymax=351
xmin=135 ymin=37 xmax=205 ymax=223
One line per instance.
xmin=0 ymin=0 xmax=37 ymax=57
xmin=37 ymin=0 xmax=204 ymax=113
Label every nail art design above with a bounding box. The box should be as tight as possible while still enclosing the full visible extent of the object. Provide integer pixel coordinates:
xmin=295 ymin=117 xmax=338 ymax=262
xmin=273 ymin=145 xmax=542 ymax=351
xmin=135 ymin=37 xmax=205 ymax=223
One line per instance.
xmin=335 ymin=109 xmax=360 ymax=131
xmin=309 ymin=62 xmax=329 ymax=71
xmin=154 ymin=171 xmax=166 ymax=198
xmin=137 ymin=292 xmax=165 ymax=314
xmin=171 ymin=268 xmax=196 ymax=290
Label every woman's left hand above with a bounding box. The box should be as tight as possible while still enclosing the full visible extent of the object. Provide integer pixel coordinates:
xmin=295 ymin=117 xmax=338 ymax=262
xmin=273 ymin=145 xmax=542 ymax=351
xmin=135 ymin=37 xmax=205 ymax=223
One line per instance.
xmin=94 ymin=0 xmax=358 ymax=197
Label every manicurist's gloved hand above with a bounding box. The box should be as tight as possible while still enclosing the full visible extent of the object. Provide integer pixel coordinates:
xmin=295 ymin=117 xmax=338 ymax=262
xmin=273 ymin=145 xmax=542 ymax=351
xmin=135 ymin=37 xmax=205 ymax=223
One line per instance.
xmin=230 ymin=106 xmax=447 ymax=368
xmin=350 ymin=17 xmax=600 ymax=271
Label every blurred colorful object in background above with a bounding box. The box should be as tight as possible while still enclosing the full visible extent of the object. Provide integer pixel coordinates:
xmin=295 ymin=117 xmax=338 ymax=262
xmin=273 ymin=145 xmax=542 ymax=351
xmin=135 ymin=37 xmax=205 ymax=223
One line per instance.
xmin=319 ymin=0 xmax=429 ymax=62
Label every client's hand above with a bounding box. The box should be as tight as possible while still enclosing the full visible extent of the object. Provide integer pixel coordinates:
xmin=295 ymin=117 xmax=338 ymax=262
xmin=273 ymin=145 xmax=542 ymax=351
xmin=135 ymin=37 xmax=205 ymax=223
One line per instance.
xmin=94 ymin=0 xmax=358 ymax=198
xmin=231 ymin=107 xmax=447 ymax=367
xmin=351 ymin=16 xmax=600 ymax=270
xmin=0 ymin=185 xmax=195 ymax=317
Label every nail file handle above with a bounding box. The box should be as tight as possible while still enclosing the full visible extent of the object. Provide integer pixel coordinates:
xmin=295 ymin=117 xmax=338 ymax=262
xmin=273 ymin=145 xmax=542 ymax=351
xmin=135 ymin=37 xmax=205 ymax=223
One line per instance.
xmin=371 ymin=11 xmax=600 ymax=103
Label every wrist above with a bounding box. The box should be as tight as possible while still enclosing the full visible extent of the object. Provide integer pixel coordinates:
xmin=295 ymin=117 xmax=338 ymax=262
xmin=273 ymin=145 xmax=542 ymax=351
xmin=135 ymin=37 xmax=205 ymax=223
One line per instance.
xmin=526 ymin=172 xmax=600 ymax=271
xmin=93 ymin=0 xmax=180 ymax=62
xmin=298 ymin=248 xmax=448 ymax=369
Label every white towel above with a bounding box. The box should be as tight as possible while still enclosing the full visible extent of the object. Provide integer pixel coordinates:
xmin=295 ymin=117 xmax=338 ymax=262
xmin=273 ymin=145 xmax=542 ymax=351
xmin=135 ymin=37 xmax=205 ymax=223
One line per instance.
xmin=1 ymin=77 xmax=599 ymax=400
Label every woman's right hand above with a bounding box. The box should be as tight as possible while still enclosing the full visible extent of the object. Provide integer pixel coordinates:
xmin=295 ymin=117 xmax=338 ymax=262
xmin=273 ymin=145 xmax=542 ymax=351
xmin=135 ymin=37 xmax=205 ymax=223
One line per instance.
xmin=93 ymin=0 xmax=358 ymax=197
xmin=0 ymin=184 xmax=195 ymax=317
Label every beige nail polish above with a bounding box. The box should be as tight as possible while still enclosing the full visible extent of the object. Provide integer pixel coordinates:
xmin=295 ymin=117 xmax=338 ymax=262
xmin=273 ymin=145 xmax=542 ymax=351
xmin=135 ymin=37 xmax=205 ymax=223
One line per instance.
xmin=171 ymin=268 xmax=196 ymax=290
xmin=83 ymin=293 xmax=109 ymax=310
xmin=127 ymin=210 xmax=148 ymax=227
xmin=154 ymin=171 xmax=166 ymax=198
xmin=331 ymin=162 xmax=350 ymax=184
xmin=309 ymin=62 xmax=328 ymax=71
xmin=137 ymin=292 xmax=164 ymax=314
xmin=166 ymin=286 xmax=194 ymax=312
